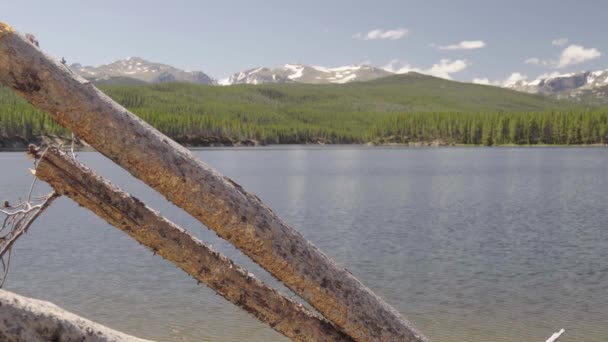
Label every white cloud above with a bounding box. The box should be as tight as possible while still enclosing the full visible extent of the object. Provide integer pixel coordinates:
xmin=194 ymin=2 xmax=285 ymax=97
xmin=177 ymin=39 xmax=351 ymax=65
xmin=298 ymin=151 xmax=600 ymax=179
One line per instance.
xmin=473 ymin=71 xmax=577 ymax=88
xmin=435 ymin=40 xmax=486 ymax=50
xmin=552 ymin=38 xmax=569 ymax=46
xmin=383 ymin=59 xmax=468 ymax=80
xmin=503 ymin=72 xmax=528 ymax=87
xmin=536 ymin=71 xmax=562 ymax=79
xmin=472 ymin=78 xmax=500 ymax=86
xmin=474 ymin=74 xmax=528 ymax=88
xmin=524 ymin=57 xmax=544 ymax=65
xmin=524 ymin=57 xmax=538 ymax=65
xmin=523 ymin=44 xmax=601 ymax=69
xmin=383 ymin=59 xmax=414 ymax=74
xmin=472 ymin=78 xmax=490 ymax=85
xmin=524 ymin=57 xmax=554 ymax=67
xmin=353 ymin=28 xmax=408 ymax=40
xmin=426 ymin=59 xmax=468 ymax=78
xmin=557 ymin=44 xmax=602 ymax=68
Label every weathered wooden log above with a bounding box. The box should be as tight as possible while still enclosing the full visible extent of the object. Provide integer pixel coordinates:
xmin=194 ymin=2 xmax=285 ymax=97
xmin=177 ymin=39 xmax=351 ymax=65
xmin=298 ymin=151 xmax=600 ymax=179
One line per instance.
xmin=0 ymin=289 xmax=151 ymax=342
xmin=0 ymin=23 xmax=427 ymax=342
xmin=35 ymin=146 xmax=351 ymax=342
xmin=545 ymin=328 xmax=565 ymax=342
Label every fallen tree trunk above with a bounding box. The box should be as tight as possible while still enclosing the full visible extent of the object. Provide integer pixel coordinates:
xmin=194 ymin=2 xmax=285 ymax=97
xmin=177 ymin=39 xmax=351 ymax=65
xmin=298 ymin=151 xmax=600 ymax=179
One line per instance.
xmin=545 ymin=329 xmax=565 ymax=342
xmin=35 ymin=146 xmax=351 ymax=342
xmin=0 ymin=289 xmax=151 ymax=342
xmin=0 ymin=23 xmax=427 ymax=342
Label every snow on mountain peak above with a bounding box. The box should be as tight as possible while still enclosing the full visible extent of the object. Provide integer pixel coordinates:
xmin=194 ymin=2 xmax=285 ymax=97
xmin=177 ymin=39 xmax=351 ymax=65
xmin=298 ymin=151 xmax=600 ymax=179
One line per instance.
xmin=69 ymin=57 xmax=216 ymax=85
xmin=224 ymin=63 xmax=391 ymax=85
xmin=284 ymin=64 xmax=305 ymax=80
xmin=69 ymin=57 xmax=608 ymax=104
xmin=505 ymin=68 xmax=608 ymax=103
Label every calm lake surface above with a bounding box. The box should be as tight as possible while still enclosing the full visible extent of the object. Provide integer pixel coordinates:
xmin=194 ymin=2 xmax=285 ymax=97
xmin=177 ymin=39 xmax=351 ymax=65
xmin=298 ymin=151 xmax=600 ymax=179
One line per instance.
xmin=1 ymin=146 xmax=607 ymax=342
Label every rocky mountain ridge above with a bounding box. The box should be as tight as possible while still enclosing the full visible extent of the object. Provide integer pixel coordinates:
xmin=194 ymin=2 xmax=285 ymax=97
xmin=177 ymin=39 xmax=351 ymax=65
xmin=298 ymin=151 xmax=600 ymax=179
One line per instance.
xmin=220 ymin=64 xmax=393 ymax=85
xmin=70 ymin=57 xmax=608 ymax=103
xmin=506 ymin=69 xmax=608 ymax=103
xmin=70 ymin=58 xmax=394 ymax=86
xmin=70 ymin=57 xmax=216 ymax=85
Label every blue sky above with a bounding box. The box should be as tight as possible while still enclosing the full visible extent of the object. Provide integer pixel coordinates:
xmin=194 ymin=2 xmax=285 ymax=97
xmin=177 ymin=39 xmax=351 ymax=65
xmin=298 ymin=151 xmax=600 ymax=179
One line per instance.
xmin=1 ymin=0 xmax=607 ymax=83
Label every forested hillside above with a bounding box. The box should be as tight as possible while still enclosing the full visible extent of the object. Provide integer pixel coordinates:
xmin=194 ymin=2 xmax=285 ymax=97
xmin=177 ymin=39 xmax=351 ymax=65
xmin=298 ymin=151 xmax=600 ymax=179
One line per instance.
xmin=1 ymin=73 xmax=607 ymax=146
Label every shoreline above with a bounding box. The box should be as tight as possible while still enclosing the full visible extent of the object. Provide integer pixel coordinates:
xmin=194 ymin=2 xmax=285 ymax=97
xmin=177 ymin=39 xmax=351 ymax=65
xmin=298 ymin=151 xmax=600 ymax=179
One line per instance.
xmin=1 ymin=134 xmax=606 ymax=151
xmin=1 ymin=143 xmax=606 ymax=152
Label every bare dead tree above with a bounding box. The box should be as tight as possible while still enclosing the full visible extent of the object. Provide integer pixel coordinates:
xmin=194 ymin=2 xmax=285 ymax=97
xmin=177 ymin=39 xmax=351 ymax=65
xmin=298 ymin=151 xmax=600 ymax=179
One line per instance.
xmin=0 ymin=145 xmax=58 ymax=287
xmin=0 ymin=289 xmax=153 ymax=342
xmin=0 ymin=193 xmax=57 ymax=287
xmin=35 ymin=146 xmax=352 ymax=341
xmin=24 ymin=33 xmax=38 ymax=47
xmin=0 ymin=22 xmax=427 ymax=342
xmin=545 ymin=329 xmax=565 ymax=342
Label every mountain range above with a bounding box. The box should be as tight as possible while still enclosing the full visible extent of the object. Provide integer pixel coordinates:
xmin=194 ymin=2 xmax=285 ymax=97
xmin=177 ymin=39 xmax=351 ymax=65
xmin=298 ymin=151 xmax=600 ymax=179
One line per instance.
xmin=70 ymin=57 xmax=393 ymax=86
xmin=505 ymin=70 xmax=608 ymax=104
xmin=70 ymin=57 xmax=608 ymax=104
xmin=4 ymin=64 xmax=605 ymax=148
xmin=219 ymin=64 xmax=392 ymax=85
xmin=70 ymin=57 xmax=215 ymax=85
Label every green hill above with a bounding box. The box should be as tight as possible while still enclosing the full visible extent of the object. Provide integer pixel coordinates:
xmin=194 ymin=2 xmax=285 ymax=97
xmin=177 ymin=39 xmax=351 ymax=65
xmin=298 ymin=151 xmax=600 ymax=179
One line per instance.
xmin=91 ymin=76 xmax=149 ymax=86
xmin=358 ymin=73 xmax=585 ymax=112
xmin=1 ymin=73 xmax=607 ymax=147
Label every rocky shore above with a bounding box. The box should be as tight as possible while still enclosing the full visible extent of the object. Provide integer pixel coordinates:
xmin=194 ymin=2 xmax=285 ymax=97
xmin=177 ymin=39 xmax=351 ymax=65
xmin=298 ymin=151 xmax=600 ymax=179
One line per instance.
xmin=0 ymin=135 xmax=86 ymax=150
xmin=173 ymin=135 xmax=260 ymax=147
xmin=0 ymin=135 xmax=260 ymax=150
xmin=2 ymin=134 xmax=603 ymax=150
xmin=0 ymin=135 xmax=333 ymax=149
xmin=367 ymin=135 xmax=455 ymax=146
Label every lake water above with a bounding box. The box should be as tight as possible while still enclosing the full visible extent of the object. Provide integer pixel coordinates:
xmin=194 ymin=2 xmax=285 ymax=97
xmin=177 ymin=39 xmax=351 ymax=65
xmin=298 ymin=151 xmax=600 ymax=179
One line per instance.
xmin=1 ymin=146 xmax=607 ymax=342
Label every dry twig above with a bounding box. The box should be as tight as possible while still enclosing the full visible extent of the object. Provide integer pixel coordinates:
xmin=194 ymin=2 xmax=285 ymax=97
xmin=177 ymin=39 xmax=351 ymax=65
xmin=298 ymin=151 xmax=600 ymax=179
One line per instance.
xmin=0 ymin=146 xmax=58 ymax=287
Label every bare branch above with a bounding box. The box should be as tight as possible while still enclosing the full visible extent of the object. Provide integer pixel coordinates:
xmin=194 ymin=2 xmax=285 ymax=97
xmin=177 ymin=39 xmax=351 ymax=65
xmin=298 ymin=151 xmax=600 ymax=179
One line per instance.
xmin=0 ymin=22 xmax=427 ymax=341
xmin=546 ymin=328 xmax=565 ymax=342
xmin=35 ymin=146 xmax=351 ymax=341
xmin=0 ymin=192 xmax=58 ymax=287
xmin=0 ymin=145 xmax=58 ymax=287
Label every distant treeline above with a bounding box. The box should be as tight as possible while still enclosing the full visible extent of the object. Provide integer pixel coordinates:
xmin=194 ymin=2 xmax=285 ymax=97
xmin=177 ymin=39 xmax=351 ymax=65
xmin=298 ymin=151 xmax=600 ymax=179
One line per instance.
xmin=369 ymin=112 xmax=608 ymax=145
xmin=1 ymin=82 xmax=607 ymax=146
xmin=0 ymin=86 xmax=68 ymax=138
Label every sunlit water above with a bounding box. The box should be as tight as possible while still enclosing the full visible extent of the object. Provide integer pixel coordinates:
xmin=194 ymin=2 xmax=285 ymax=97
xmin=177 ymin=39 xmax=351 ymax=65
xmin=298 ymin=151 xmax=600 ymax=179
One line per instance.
xmin=1 ymin=146 xmax=606 ymax=342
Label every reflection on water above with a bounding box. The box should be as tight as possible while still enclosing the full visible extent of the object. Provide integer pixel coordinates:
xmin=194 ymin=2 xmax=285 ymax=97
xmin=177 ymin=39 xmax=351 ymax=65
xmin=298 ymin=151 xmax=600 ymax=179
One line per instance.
xmin=1 ymin=146 xmax=607 ymax=342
